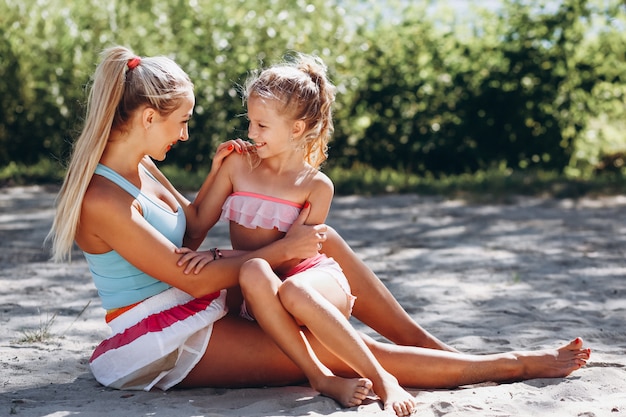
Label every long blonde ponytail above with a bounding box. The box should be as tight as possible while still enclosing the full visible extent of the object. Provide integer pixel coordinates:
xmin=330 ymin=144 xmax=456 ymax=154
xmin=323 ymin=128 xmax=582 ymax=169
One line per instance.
xmin=47 ymin=46 xmax=193 ymax=261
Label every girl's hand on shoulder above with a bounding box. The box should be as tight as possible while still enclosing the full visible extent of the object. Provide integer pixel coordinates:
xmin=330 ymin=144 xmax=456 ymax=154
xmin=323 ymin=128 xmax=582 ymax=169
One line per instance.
xmin=175 ymin=247 xmax=214 ymax=274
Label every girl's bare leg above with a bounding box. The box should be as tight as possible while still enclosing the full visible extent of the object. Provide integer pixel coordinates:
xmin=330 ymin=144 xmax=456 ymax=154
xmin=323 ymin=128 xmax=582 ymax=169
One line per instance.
xmin=237 ymin=259 xmax=372 ymax=409
xmin=279 ymin=271 xmax=416 ymax=416
xmin=322 ymin=227 xmax=458 ymax=351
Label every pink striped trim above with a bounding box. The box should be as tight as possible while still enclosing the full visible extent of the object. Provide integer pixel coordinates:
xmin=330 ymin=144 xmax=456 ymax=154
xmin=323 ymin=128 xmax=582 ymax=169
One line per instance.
xmin=231 ymin=191 xmax=303 ymax=209
xmin=90 ymin=292 xmax=220 ymax=362
xmin=281 ymin=253 xmax=325 ymax=279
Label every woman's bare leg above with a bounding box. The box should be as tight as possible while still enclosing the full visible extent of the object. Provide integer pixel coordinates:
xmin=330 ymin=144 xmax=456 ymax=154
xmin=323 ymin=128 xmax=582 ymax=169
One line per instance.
xmin=180 ymin=315 xmax=306 ymax=388
xmin=182 ymin=315 xmax=589 ymax=391
xmin=322 ymin=227 xmax=458 ymax=351
xmin=351 ymin=336 xmax=590 ymax=388
xmin=237 ymin=259 xmax=372 ymax=409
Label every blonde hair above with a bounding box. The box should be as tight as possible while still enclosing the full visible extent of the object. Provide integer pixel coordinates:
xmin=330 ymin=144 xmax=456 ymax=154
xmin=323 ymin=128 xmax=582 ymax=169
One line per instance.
xmin=47 ymin=46 xmax=193 ymax=262
xmin=243 ymin=53 xmax=336 ymax=169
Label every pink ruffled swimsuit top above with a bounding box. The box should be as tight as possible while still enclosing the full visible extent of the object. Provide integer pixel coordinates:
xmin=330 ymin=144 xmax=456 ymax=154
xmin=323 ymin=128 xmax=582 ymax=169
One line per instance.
xmin=220 ymin=191 xmax=303 ymax=232
xmin=220 ymin=191 xmax=333 ymax=282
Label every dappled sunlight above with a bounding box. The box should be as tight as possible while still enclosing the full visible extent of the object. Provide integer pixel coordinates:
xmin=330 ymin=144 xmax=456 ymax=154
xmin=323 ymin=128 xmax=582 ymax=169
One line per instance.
xmin=330 ymin=193 xmax=626 ymax=358
xmin=2 ymin=187 xmax=625 ymax=416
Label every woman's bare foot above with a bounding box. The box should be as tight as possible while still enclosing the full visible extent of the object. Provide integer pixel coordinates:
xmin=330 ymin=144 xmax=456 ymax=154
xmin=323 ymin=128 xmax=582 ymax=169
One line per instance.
xmin=514 ymin=337 xmax=591 ymax=380
xmin=373 ymin=372 xmax=416 ymax=417
xmin=313 ymin=376 xmax=372 ymax=408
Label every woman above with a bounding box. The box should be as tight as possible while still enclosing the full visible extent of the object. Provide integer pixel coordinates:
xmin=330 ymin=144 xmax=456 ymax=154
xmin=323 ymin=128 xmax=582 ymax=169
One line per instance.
xmin=47 ymin=46 xmax=589 ymax=411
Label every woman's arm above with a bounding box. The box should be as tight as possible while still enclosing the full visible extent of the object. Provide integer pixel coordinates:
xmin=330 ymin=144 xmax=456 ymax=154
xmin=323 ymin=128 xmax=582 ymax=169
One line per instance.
xmin=303 ymin=172 xmax=335 ymax=225
xmin=81 ymin=184 xmax=325 ymax=298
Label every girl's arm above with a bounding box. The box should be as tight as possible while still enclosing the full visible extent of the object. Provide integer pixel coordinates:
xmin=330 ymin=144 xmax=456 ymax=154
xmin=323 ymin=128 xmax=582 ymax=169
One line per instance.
xmin=141 ymin=140 xmax=250 ymax=249
xmin=182 ymin=155 xmax=235 ymax=248
xmin=187 ymin=139 xmax=251 ymax=224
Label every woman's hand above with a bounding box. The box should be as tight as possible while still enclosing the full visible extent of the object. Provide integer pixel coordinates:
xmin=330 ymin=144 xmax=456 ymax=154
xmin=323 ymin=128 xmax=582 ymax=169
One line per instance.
xmin=283 ymin=202 xmax=328 ymax=260
xmin=175 ymin=247 xmax=215 ymax=274
xmin=211 ymin=139 xmax=253 ymax=174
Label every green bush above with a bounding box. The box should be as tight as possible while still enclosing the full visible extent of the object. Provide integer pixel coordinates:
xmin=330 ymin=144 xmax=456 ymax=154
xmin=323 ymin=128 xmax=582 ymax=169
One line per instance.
xmin=1 ymin=0 xmax=625 ymax=184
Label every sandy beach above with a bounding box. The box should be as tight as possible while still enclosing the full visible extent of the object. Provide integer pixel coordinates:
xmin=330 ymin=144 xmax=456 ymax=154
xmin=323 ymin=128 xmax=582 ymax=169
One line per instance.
xmin=1 ymin=185 xmax=625 ymax=417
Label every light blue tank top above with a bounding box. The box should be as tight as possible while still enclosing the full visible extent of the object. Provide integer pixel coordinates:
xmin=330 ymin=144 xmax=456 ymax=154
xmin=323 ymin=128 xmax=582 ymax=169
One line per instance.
xmin=83 ymin=164 xmax=186 ymax=310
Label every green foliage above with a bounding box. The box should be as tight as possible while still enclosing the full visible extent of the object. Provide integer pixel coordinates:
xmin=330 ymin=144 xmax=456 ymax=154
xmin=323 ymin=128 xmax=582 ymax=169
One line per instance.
xmin=333 ymin=0 xmax=626 ymax=178
xmin=0 ymin=158 xmax=64 ymax=186
xmin=6 ymin=158 xmax=626 ymax=200
xmin=326 ymin=164 xmax=626 ymax=199
xmin=1 ymin=0 xmax=625 ymax=184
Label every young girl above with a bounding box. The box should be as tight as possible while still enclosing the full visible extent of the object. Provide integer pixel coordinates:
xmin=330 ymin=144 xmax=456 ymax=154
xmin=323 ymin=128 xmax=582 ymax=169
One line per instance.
xmin=176 ymin=53 xmax=417 ymax=416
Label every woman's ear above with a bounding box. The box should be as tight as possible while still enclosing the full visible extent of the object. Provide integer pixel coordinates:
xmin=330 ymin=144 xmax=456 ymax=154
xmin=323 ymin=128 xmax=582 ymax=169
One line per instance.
xmin=142 ymin=107 xmax=156 ymax=130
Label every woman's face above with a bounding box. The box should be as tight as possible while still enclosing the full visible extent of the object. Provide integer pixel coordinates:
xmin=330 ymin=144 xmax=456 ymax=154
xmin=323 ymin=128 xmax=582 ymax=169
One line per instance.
xmin=151 ymin=91 xmax=195 ymax=161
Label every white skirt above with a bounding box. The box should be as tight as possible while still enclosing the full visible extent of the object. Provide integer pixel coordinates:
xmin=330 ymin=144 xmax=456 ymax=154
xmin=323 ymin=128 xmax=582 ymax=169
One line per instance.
xmin=89 ymin=287 xmax=227 ymax=391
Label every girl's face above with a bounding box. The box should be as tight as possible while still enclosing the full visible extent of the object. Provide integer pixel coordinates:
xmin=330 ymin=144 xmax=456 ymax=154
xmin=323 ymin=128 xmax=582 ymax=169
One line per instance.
xmin=246 ymin=95 xmax=295 ymax=158
xmin=151 ymin=91 xmax=195 ymax=161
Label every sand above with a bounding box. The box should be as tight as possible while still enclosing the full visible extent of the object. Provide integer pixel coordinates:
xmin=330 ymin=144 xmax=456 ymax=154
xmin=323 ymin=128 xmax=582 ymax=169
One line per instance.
xmin=1 ymin=185 xmax=625 ymax=417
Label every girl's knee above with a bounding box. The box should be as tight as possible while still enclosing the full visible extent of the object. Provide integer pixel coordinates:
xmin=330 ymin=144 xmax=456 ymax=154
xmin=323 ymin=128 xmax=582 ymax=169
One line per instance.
xmin=241 ymin=258 xmax=269 ymax=274
xmin=240 ymin=258 xmax=273 ymax=291
xmin=278 ymin=278 xmax=310 ymax=314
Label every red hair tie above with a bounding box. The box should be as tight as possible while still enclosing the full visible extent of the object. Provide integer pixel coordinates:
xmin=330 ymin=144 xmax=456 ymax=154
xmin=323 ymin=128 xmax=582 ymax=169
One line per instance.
xmin=127 ymin=56 xmax=141 ymax=70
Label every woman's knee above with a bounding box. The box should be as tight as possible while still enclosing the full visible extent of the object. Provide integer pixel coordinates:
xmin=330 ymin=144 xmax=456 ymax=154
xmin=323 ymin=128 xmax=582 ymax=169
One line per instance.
xmin=321 ymin=227 xmax=356 ymax=268
xmin=323 ymin=226 xmax=341 ymax=250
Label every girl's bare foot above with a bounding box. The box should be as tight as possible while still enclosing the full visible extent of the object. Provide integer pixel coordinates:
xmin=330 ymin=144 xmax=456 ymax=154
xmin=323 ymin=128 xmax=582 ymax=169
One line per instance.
xmin=514 ymin=337 xmax=591 ymax=380
xmin=374 ymin=372 xmax=416 ymax=417
xmin=314 ymin=376 xmax=372 ymax=408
